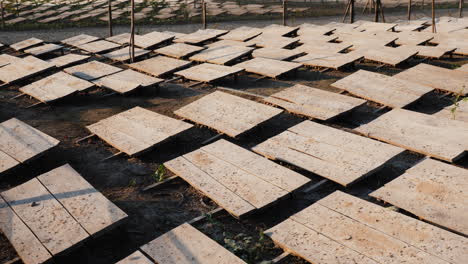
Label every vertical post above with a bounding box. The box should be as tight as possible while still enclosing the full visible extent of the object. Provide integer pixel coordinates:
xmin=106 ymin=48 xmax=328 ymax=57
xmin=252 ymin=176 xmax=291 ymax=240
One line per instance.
xmin=460 ymin=0 xmax=464 ymax=18
xmin=374 ymin=0 xmax=380 ymax=22
xmin=108 ymin=0 xmax=113 ymax=37
xmin=282 ymin=0 xmax=287 ymax=26
xmin=408 ymin=0 xmax=412 ymax=20
xmin=130 ymin=0 xmax=135 ymax=62
xmin=202 ymin=0 xmax=206 ymax=29
xmin=350 ymin=0 xmax=355 ymax=23
xmin=0 ymin=1 xmax=5 ymax=29
xmin=432 ymin=0 xmax=436 ymax=33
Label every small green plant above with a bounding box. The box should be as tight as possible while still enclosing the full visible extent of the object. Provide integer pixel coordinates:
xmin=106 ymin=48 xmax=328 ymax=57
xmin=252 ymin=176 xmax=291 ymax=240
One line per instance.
xmin=152 ymin=164 xmax=166 ymax=182
xmin=128 ymin=178 xmax=137 ymax=187
xmin=450 ymin=89 xmax=468 ymax=119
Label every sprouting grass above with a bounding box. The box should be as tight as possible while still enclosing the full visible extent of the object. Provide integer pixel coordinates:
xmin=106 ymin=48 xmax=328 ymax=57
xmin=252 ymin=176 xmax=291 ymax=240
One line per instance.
xmin=152 ymin=164 xmax=166 ymax=182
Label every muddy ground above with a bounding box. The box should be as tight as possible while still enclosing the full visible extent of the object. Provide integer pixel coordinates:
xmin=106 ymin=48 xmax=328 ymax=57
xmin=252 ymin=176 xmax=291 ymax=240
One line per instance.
xmin=1 ymin=17 xmax=468 ymax=264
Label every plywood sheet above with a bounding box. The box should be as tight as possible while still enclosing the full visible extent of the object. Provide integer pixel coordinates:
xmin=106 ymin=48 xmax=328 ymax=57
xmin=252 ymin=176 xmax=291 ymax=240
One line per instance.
xmin=332 ymin=70 xmax=433 ymax=108
xmin=0 ymin=54 xmax=22 ymax=68
xmin=357 ymin=46 xmax=418 ymax=66
xmin=246 ymin=35 xmax=299 ymax=48
xmin=356 ymin=21 xmax=397 ymax=32
xmin=206 ymin=39 xmax=252 ymax=48
xmin=0 ymin=56 xmax=54 ymax=84
xmin=93 ymin=69 xmax=163 ymax=94
xmin=135 ymin=31 xmax=175 ymax=48
xmin=252 ymin=48 xmax=303 ymax=61
xmin=394 ymin=63 xmax=468 ymax=95
xmin=253 ymin=121 xmax=404 ymax=186
xmin=297 ymin=23 xmax=335 ymax=36
xmin=87 ymin=106 xmax=193 ymax=155
xmin=394 ymin=31 xmax=434 ymax=45
xmin=175 ymin=63 xmax=243 ymax=83
xmin=61 ymin=34 xmax=100 ymax=46
xmin=141 ymin=223 xmax=247 ymax=263
xmin=371 ymin=159 xmax=468 ymax=236
xmin=77 ymin=40 xmax=120 ymax=53
xmin=434 ymin=99 xmax=468 ymax=123
xmin=106 ymin=32 xmax=132 ymax=45
xmin=128 ymin=56 xmax=191 ymax=77
xmin=189 ymin=45 xmax=254 ymax=65
xmin=154 ymin=43 xmax=205 ymax=59
xmin=294 ymin=42 xmax=352 ymax=54
xmin=235 ymin=57 xmax=301 ymax=78
xmin=64 ymin=60 xmax=122 ymax=81
xmin=10 ymin=38 xmax=44 ymax=51
xmin=24 ymin=43 xmax=63 ymax=56
xmin=261 ymin=24 xmax=299 ymax=36
xmin=293 ymin=52 xmax=363 ymax=70
xmin=219 ymin=26 xmax=262 ymax=41
xmin=116 ymin=251 xmax=153 ymax=264
xmin=47 ymin=54 xmax=90 ymax=68
xmin=264 ymin=84 xmax=366 ymax=120
xmin=103 ymin=47 xmax=150 ymax=62
xmin=356 ymin=108 xmax=468 ymax=162
xmin=175 ymin=91 xmax=282 ymax=137
xmin=174 ymin=29 xmax=228 ymax=45
xmin=297 ymin=34 xmax=338 ymax=44
xmin=408 ymin=45 xmax=456 ymax=58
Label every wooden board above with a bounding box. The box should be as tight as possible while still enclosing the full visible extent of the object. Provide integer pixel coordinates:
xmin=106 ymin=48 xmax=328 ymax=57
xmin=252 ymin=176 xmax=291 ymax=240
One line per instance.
xmin=10 ymin=38 xmax=43 ymax=51
xmin=206 ymin=39 xmax=252 ymax=48
xmin=154 ymin=43 xmax=205 ymax=59
xmin=189 ymin=45 xmax=254 ymax=65
xmin=356 ymin=21 xmax=397 ymax=32
xmin=331 ymin=70 xmax=433 ymax=108
xmin=141 ymin=223 xmax=247 ymax=263
xmin=219 ymin=26 xmax=262 ymax=41
xmin=261 ymin=24 xmax=299 ymax=36
xmin=24 ymin=43 xmax=63 ymax=56
xmin=434 ymin=99 xmax=468 ymax=123
xmin=0 ymin=56 xmax=55 ymax=84
xmin=93 ymin=69 xmax=163 ymax=94
xmin=175 ymin=63 xmax=243 ymax=83
xmin=253 ymin=121 xmax=404 ymax=186
xmin=116 ymin=251 xmax=153 ymax=264
xmin=0 ymin=118 xmax=59 ymax=165
xmin=264 ymin=84 xmax=366 ymax=120
xmin=394 ymin=31 xmax=434 ymax=45
xmin=235 ymin=57 xmax=301 ymax=78
xmin=77 ymin=40 xmax=120 ymax=54
xmin=46 ymin=54 xmax=90 ymax=68
xmin=394 ymin=20 xmax=428 ymax=32
xmin=64 ymin=60 xmax=123 ymax=81
xmin=128 ymin=56 xmax=191 ymax=77
xmin=394 ymin=63 xmax=468 ymax=95
xmin=173 ymin=29 xmax=228 ymax=45
xmin=371 ymin=158 xmax=468 ymax=237
xmin=0 ymin=54 xmax=22 ymax=68
xmin=246 ymin=35 xmax=299 ymax=49
xmin=20 ymin=71 xmax=94 ymax=102
xmin=356 ymin=108 xmax=468 ymax=162
xmin=357 ymin=46 xmax=418 ymax=66
xmin=267 ymin=190 xmax=467 ymax=264
xmin=297 ymin=35 xmax=338 ymax=45
xmin=61 ymin=34 xmax=100 ymax=46
xmin=294 ymin=42 xmax=352 ymax=54
xmin=87 ymin=106 xmax=193 ymax=156
xmin=456 ymin=63 xmax=468 ymax=73
xmin=106 ymin=32 xmax=132 ymax=45
xmin=252 ymin=47 xmax=303 ymax=61
xmin=134 ymin=31 xmax=175 ymax=49
xmin=293 ymin=52 xmax=363 ymax=70
xmin=37 ymin=164 xmax=128 ymax=235
xmin=297 ymin=23 xmax=335 ymax=36
xmin=408 ymin=45 xmax=456 ymax=59
xmin=103 ymin=47 xmax=150 ymax=62
xmin=174 ymin=91 xmax=282 ymax=137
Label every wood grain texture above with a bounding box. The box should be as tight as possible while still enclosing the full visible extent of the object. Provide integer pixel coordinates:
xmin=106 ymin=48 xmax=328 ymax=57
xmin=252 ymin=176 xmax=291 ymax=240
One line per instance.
xmin=128 ymin=56 xmax=191 ymax=77
xmin=235 ymin=57 xmax=301 ymax=78
xmin=175 ymin=63 xmax=243 ymax=83
xmin=64 ymin=60 xmax=123 ymax=81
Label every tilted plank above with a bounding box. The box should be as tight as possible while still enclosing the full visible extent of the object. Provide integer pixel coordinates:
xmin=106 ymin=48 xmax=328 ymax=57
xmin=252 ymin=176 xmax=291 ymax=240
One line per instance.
xmin=235 ymin=57 xmax=301 ymax=78
xmin=116 ymin=251 xmax=154 ymax=264
xmin=252 ymin=48 xmax=303 ymax=61
xmin=220 ymin=26 xmax=262 ymax=41
xmin=0 ymin=54 xmax=22 ymax=68
xmin=293 ymin=52 xmax=363 ymax=70
xmin=0 ymin=150 xmax=20 ymax=174
xmin=37 ymin=164 xmax=128 ymax=235
xmin=174 ymin=29 xmax=228 ymax=45
xmin=141 ymin=223 xmax=246 ymax=264
xmin=154 ymin=43 xmax=205 ymax=59
xmin=356 ymin=46 xmax=418 ymax=66
xmin=61 ymin=34 xmax=99 ymax=46
xmin=24 ymin=43 xmax=63 ymax=56
xmin=189 ymin=45 xmax=254 ymax=65
xmin=128 ymin=56 xmax=191 ymax=77
xmin=0 ymin=56 xmax=54 ymax=84
xmin=434 ymin=99 xmax=468 ymax=123
xmin=10 ymin=38 xmax=44 ymax=51
xmin=64 ymin=61 xmax=122 ymax=81
xmin=46 ymin=54 xmax=90 ymax=68
xmin=175 ymin=63 xmax=244 ymax=83
xmin=93 ymin=69 xmax=163 ymax=94
xmin=103 ymin=47 xmax=150 ymax=62
xmin=77 ymin=40 xmax=120 ymax=53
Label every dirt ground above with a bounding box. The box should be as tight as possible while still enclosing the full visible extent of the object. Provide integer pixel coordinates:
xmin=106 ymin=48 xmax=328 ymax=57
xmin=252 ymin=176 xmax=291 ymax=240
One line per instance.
xmin=1 ymin=21 xmax=468 ymax=264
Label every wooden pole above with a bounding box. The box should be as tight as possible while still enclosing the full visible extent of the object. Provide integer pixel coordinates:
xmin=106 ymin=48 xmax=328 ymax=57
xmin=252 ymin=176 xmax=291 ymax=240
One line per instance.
xmin=1 ymin=1 xmax=5 ymax=29
xmin=282 ymin=0 xmax=287 ymax=26
xmin=375 ymin=0 xmax=380 ymax=22
xmin=108 ymin=0 xmax=113 ymax=37
xmin=202 ymin=0 xmax=206 ymax=29
xmin=460 ymin=0 xmax=464 ymax=18
xmin=130 ymin=0 xmax=135 ymax=62
xmin=350 ymin=0 xmax=355 ymax=23
xmin=432 ymin=0 xmax=436 ymax=33
xmin=342 ymin=0 xmax=351 ymax=23
xmin=408 ymin=0 xmax=412 ymax=20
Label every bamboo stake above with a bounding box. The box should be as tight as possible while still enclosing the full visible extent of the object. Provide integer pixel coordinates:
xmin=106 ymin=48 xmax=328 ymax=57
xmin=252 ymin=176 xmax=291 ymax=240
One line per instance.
xmin=282 ymin=0 xmax=287 ymax=26
xmin=350 ymin=0 xmax=355 ymax=23
xmin=432 ymin=0 xmax=436 ymax=33
xmin=0 ymin=1 xmax=5 ymax=29
xmin=408 ymin=0 xmax=412 ymax=20
xmin=460 ymin=0 xmax=464 ymax=18
xmin=342 ymin=0 xmax=351 ymax=23
xmin=108 ymin=0 xmax=113 ymax=37
xmin=375 ymin=0 xmax=380 ymax=22
xmin=130 ymin=0 xmax=135 ymax=62
xmin=202 ymin=0 xmax=206 ymax=29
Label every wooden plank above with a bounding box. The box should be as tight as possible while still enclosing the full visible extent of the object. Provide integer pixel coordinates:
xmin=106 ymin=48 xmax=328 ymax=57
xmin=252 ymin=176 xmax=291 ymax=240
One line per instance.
xmin=252 ymin=48 xmax=303 ymax=61
xmin=10 ymin=38 xmax=43 ymax=51
xmin=356 ymin=46 xmax=418 ymax=66
xmin=128 ymin=56 xmax=191 ymax=77
xmin=394 ymin=31 xmax=434 ymax=45
xmin=394 ymin=63 xmax=468 ymax=95
xmin=319 ymin=191 xmax=468 ymax=264
xmin=456 ymin=64 xmax=468 ymax=73
xmin=103 ymin=47 xmax=150 ymax=62
xmin=394 ymin=20 xmax=428 ymax=32
xmin=246 ymin=35 xmax=299 ymax=49
xmin=0 ymin=54 xmax=22 ymax=68
xmin=37 ymin=164 xmax=128 ymax=235
xmin=164 ymin=157 xmax=255 ymax=217
xmin=219 ymin=26 xmax=262 ymax=41
xmin=141 ymin=223 xmax=247 ymax=264
xmin=116 ymin=251 xmax=154 ymax=264
xmin=0 ymin=56 xmax=54 ymax=84
xmin=189 ymin=45 xmax=254 ymax=65
xmin=264 ymin=84 xmax=366 ymax=120
xmin=77 ymin=40 xmax=120 ymax=54
xmin=106 ymin=33 xmax=132 ymax=45
xmin=356 ymin=21 xmax=397 ymax=32
xmin=297 ymin=35 xmax=337 ymax=45
xmin=0 ymin=197 xmax=52 ymax=264
xmin=297 ymin=23 xmax=335 ymax=36
xmin=24 ymin=43 xmax=63 ymax=56
xmin=371 ymin=158 xmax=468 ymax=236
xmin=331 ymin=70 xmax=433 ymax=108
xmin=1 ymin=178 xmax=89 ymax=255
xmin=0 ymin=118 xmax=59 ymax=163
xmin=173 ymin=29 xmax=228 ymax=45
xmin=253 ymin=121 xmax=404 ymax=186
xmin=293 ymin=52 xmax=363 ymax=70
xmin=0 ymin=150 xmax=19 ymax=174
xmin=294 ymin=42 xmax=352 ymax=54
xmin=174 ymin=91 xmax=282 ymax=137
xmin=408 ymin=45 xmax=456 ymax=59
xmin=61 ymin=34 xmax=100 ymax=46
xmin=154 ymin=43 xmax=205 ymax=59
xmin=64 ymin=61 xmax=123 ymax=81
xmin=434 ymin=99 xmax=468 ymax=123
xmin=206 ymin=39 xmax=252 ymax=48
xmin=93 ymin=69 xmax=162 ymax=94
xmin=134 ymin=31 xmax=175 ymax=49
xmin=261 ymin=24 xmax=299 ymax=36
xmin=20 ymin=71 xmax=94 ymax=102
xmin=46 ymin=54 xmax=90 ymax=68
xmin=235 ymin=57 xmax=301 ymax=78
xmin=356 ymin=108 xmax=468 ymax=162
xmin=175 ymin=63 xmax=243 ymax=83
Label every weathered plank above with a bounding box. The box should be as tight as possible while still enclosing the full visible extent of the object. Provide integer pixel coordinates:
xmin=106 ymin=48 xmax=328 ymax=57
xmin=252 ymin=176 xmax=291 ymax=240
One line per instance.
xmin=219 ymin=26 xmax=262 ymax=41
xmin=134 ymin=31 xmax=175 ymax=48
xmin=173 ymin=29 xmax=228 ymax=45
xmin=64 ymin=60 xmax=123 ymax=81
xmin=0 ymin=150 xmax=19 ymax=174
xmin=103 ymin=47 xmax=150 ymax=62
xmin=77 ymin=40 xmax=120 ymax=54
xmin=456 ymin=63 xmax=468 ymax=73
xmin=116 ymin=251 xmax=154 ymax=264
xmin=46 ymin=54 xmax=90 ymax=68
xmin=106 ymin=33 xmax=132 ymax=45
xmin=371 ymin=158 xmax=468 ymax=236
xmin=246 ymin=35 xmax=299 ymax=49
xmin=141 ymin=223 xmax=247 ymax=264
xmin=408 ymin=45 xmax=456 ymax=59
xmin=0 ymin=54 xmax=22 ymax=68
xmin=174 ymin=91 xmax=282 ymax=137
xmin=356 ymin=21 xmax=397 ymax=32
xmin=10 ymin=38 xmax=44 ymax=51
xmin=356 ymin=108 xmax=468 ymax=162
xmin=93 ymin=69 xmax=163 ymax=94
xmin=294 ymin=42 xmax=352 ymax=54
xmin=175 ymin=63 xmax=243 ymax=83
xmin=37 ymin=164 xmax=128 ymax=235
xmin=261 ymin=24 xmax=299 ymax=36
xmin=297 ymin=35 xmax=338 ymax=45
xmin=293 ymin=52 xmax=363 ymax=70
xmin=206 ymin=39 xmax=252 ymax=48
xmin=235 ymin=57 xmax=301 ymax=78
xmin=0 ymin=56 xmax=54 ymax=84
xmin=154 ymin=43 xmax=205 ymax=59
xmin=297 ymin=23 xmax=335 ymax=36
xmin=394 ymin=31 xmax=434 ymax=45
xmin=253 ymin=121 xmax=404 ymax=186
xmin=189 ymin=45 xmax=254 ymax=65
xmin=394 ymin=63 xmax=468 ymax=95
xmin=61 ymin=34 xmax=100 ymax=46
xmin=24 ymin=43 xmax=63 ymax=56
xmin=331 ymin=70 xmax=433 ymax=108
xmin=128 ymin=56 xmax=191 ymax=77
xmin=356 ymin=46 xmax=418 ymax=66
xmin=264 ymin=84 xmax=366 ymax=119
xmin=252 ymin=48 xmax=303 ymax=61
xmin=434 ymin=99 xmax=468 ymax=123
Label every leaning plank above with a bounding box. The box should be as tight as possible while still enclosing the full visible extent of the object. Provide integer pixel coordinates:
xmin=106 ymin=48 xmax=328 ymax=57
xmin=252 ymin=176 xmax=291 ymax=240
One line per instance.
xmin=173 ymin=29 xmax=228 ymax=45
xmin=408 ymin=45 xmax=456 ymax=59
xmin=0 ymin=54 xmax=22 ymax=68
xmin=37 ymin=164 xmax=128 ymax=235
xmin=154 ymin=43 xmax=205 ymax=59
xmin=246 ymin=35 xmax=299 ymax=49
xmin=394 ymin=31 xmax=434 ymax=45
xmin=0 ymin=56 xmax=54 ymax=84
xmin=394 ymin=63 xmax=468 ymax=95
xmin=261 ymin=24 xmax=299 ymax=36
xmin=294 ymin=42 xmax=352 ymax=54
xmin=264 ymin=84 xmax=366 ymax=120
xmin=189 ymin=45 xmax=254 ymax=65
xmin=77 ymin=40 xmax=120 ymax=54
xmin=235 ymin=57 xmax=301 ymax=78
xmin=103 ymin=47 xmax=150 ymax=62
xmin=356 ymin=108 xmax=468 ymax=162
xmin=456 ymin=63 xmax=468 ymax=73
xmin=106 ymin=33 xmax=132 ymax=45
xmin=93 ymin=69 xmax=163 ymax=94
xmin=297 ymin=23 xmax=335 ymax=36
xmin=116 ymin=251 xmax=154 ymax=264
xmin=24 ymin=43 xmax=63 ymax=56
xmin=371 ymin=158 xmax=468 ymax=236
xmin=174 ymin=91 xmax=282 ymax=137
xmin=134 ymin=31 xmax=175 ymax=49
xmin=356 ymin=46 xmax=418 ymax=66
xmin=293 ymin=52 xmax=363 ymax=70
xmin=253 ymin=121 xmax=404 ymax=186
xmin=356 ymin=21 xmax=397 ymax=32
xmin=174 ymin=63 xmax=244 ymax=83
xmin=219 ymin=26 xmax=262 ymax=41
xmin=434 ymin=99 xmax=468 ymax=123
xmin=10 ymin=38 xmax=44 ymax=51
xmin=1 ymin=178 xmax=89 ymax=255
xmin=61 ymin=34 xmax=100 ymax=46
xmin=64 ymin=61 xmax=123 ymax=81
xmin=141 ymin=223 xmax=247 ymax=264
xmin=206 ymin=39 xmax=252 ymax=48
xmin=128 ymin=56 xmax=191 ymax=77
xmin=331 ymin=70 xmax=433 ymax=108
xmin=252 ymin=48 xmax=303 ymax=61
xmin=0 ymin=150 xmax=19 ymax=175
xmin=46 ymin=54 xmax=90 ymax=68
xmin=0 ymin=197 xmax=52 ymax=264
